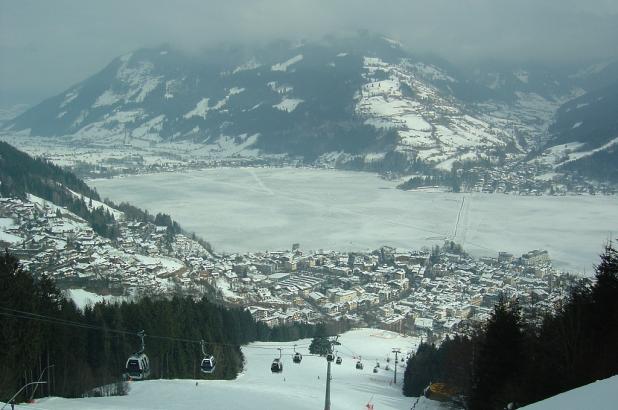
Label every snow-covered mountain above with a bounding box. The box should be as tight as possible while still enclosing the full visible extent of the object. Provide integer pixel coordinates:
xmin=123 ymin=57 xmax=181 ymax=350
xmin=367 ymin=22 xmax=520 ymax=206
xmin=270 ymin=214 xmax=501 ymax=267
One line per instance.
xmin=2 ymin=35 xmax=517 ymax=171
xmin=4 ymin=34 xmax=615 ymax=174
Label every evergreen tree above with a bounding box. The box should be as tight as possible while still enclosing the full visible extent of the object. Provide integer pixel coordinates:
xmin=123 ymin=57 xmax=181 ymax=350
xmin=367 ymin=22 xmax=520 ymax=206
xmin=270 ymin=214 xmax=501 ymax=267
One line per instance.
xmin=0 ymin=251 xmax=333 ymax=401
xmin=402 ymin=342 xmax=439 ymax=396
xmin=469 ymin=297 xmax=524 ymax=410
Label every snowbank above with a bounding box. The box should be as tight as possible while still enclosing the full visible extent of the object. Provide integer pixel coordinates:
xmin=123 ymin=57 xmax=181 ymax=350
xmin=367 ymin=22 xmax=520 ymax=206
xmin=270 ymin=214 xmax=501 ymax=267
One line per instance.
xmin=521 ymin=375 xmax=618 ymax=410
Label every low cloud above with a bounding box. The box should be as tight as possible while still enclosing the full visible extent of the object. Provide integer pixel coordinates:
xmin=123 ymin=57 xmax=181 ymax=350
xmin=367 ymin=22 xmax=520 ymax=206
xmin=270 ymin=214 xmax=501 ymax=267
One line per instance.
xmin=1 ymin=0 xmax=617 ymax=105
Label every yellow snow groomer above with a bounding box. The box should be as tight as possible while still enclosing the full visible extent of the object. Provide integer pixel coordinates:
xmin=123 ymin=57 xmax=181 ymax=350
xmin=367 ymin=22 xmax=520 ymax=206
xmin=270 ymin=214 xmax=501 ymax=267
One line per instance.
xmin=423 ymin=382 xmax=460 ymax=402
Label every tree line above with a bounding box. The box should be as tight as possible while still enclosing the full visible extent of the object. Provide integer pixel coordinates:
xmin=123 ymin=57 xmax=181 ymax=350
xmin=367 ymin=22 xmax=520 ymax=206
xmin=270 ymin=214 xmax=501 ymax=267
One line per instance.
xmin=0 ymin=251 xmax=337 ymax=402
xmin=403 ymin=243 xmax=618 ymax=409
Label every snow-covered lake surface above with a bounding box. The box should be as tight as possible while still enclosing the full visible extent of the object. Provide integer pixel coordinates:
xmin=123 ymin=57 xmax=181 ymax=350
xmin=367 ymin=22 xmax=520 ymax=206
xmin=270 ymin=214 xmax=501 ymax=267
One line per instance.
xmin=90 ymin=168 xmax=618 ymax=273
xmin=9 ymin=329 xmax=448 ymax=410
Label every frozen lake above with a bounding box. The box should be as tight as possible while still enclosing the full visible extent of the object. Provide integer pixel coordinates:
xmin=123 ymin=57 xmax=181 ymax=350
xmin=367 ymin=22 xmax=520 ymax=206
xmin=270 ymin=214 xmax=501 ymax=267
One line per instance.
xmin=90 ymin=167 xmax=618 ymax=273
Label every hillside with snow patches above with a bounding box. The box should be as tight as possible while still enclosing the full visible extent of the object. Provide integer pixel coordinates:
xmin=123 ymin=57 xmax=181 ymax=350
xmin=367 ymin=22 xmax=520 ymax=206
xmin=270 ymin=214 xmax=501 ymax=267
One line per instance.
xmin=4 ymin=35 xmax=617 ymax=175
xmin=0 ymin=191 xmax=203 ymax=297
xmin=530 ymin=81 xmax=618 ymax=182
xmin=0 ymin=38 xmax=552 ymax=168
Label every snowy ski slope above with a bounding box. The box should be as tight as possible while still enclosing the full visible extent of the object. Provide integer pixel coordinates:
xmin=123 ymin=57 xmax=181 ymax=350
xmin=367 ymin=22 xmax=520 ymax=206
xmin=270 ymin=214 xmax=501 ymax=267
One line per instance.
xmin=6 ymin=329 xmax=451 ymax=410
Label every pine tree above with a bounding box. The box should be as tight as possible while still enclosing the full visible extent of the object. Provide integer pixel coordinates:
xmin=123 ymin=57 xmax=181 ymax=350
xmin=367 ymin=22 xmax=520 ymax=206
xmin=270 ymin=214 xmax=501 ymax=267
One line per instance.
xmin=469 ymin=296 xmax=524 ymax=410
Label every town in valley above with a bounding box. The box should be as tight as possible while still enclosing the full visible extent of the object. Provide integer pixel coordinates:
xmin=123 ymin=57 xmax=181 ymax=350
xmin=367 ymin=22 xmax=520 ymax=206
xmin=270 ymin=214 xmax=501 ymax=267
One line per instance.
xmin=1 ymin=192 xmax=575 ymax=345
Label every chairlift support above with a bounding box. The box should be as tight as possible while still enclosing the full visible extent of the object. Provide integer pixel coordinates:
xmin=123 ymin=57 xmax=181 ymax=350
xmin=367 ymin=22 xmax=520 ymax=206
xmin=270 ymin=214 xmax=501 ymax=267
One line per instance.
xmin=330 ymin=337 xmax=342 ymax=362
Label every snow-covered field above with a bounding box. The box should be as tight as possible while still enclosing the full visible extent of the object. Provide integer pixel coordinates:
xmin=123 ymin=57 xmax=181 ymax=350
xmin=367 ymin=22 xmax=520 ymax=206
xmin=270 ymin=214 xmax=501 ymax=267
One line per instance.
xmin=65 ymin=289 xmax=127 ymax=310
xmin=7 ymin=329 xmax=450 ymax=410
xmin=89 ymin=168 xmax=618 ymax=273
xmin=0 ymin=217 xmax=23 ymax=244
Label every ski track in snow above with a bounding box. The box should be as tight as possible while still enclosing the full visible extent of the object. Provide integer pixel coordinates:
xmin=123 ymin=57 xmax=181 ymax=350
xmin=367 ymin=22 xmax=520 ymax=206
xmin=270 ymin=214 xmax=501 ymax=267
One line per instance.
xmin=247 ymin=168 xmax=275 ymax=196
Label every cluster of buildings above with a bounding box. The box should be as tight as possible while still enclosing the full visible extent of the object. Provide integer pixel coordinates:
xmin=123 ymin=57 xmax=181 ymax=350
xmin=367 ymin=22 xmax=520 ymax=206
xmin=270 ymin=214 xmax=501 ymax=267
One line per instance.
xmin=458 ymin=161 xmax=615 ymax=195
xmin=1 ymin=193 xmax=577 ymax=343
xmin=0 ymin=195 xmax=211 ymax=298
xmin=198 ymin=244 xmax=576 ymax=343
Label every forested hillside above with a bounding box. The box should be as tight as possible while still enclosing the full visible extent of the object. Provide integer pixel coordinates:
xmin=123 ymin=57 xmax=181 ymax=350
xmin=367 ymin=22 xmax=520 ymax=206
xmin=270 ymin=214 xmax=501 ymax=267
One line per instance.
xmin=403 ymin=244 xmax=618 ymax=409
xmin=542 ymin=82 xmax=618 ymax=182
xmin=0 ymin=141 xmax=119 ymax=238
xmin=0 ymin=142 xmax=206 ymax=246
xmin=0 ymin=251 xmax=347 ymax=401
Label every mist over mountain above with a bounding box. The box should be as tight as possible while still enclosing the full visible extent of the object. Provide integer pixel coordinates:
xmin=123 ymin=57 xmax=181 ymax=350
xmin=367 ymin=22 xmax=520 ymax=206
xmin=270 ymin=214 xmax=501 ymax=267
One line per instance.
xmin=543 ymin=82 xmax=618 ymax=181
xmin=4 ymin=33 xmax=618 ymax=182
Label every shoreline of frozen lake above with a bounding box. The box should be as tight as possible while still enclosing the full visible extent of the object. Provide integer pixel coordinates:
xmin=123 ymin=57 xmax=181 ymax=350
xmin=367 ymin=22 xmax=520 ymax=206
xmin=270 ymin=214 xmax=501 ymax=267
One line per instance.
xmin=89 ymin=167 xmax=618 ymax=273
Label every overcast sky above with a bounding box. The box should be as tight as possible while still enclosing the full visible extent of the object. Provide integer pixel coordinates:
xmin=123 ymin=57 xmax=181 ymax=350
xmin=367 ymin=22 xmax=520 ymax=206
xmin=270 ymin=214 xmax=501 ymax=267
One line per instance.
xmin=1 ymin=0 xmax=618 ymax=107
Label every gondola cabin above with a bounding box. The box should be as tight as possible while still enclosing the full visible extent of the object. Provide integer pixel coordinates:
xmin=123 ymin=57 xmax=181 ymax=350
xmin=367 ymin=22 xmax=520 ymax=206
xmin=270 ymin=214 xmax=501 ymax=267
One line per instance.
xmin=355 ymin=360 xmax=364 ymax=370
xmin=373 ymin=366 xmax=378 ymax=373
xmin=326 ymin=353 xmax=335 ymax=362
xmin=335 ymin=356 xmax=342 ymax=365
xmin=125 ymin=353 xmax=150 ymax=380
xmin=200 ymin=355 xmax=216 ymax=374
xmin=293 ymin=352 xmax=302 ymax=364
xmin=271 ymin=358 xmax=283 ymax=373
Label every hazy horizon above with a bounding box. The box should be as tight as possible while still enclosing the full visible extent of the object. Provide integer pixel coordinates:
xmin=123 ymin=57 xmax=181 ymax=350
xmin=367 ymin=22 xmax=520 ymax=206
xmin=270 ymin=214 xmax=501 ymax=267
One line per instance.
xmin=2 ymin=0 xmax=618 ymax=107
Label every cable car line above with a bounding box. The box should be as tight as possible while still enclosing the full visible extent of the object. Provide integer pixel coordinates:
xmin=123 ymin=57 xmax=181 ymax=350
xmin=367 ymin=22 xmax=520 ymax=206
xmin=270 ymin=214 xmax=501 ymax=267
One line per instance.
xmin=1 ymin=307 xmax=310 ymax=351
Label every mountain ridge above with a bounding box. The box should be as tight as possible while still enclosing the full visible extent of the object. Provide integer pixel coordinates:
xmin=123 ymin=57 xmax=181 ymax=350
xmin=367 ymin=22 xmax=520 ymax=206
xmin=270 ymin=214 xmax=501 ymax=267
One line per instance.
xmin=4 ymin=34 xmax=617 ymax=181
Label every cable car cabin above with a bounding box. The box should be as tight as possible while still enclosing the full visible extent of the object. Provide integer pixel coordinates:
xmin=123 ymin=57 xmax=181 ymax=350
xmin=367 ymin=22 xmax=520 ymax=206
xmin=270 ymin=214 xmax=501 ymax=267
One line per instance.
xmin=125 ymin=353 xmax=151 ymax=380
xmin=335 ymin=356 xmax=342 ymax=365
xmin=385 ymin=364 xmax=390 ymax=371
xmin=355 ymin=361 xmax=364 ymax=370
xmin=373 ymin=366 xmax=378 ymax=373
xmin=293 ymin=352 xmax=302 ymax=364
xmin=200 ymin=355 xmax=216 ymax=374
xmin=271 ymin=358 xmax=283 ymax=373
xmin=326 ymin=353 xmax=335 ymax=362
